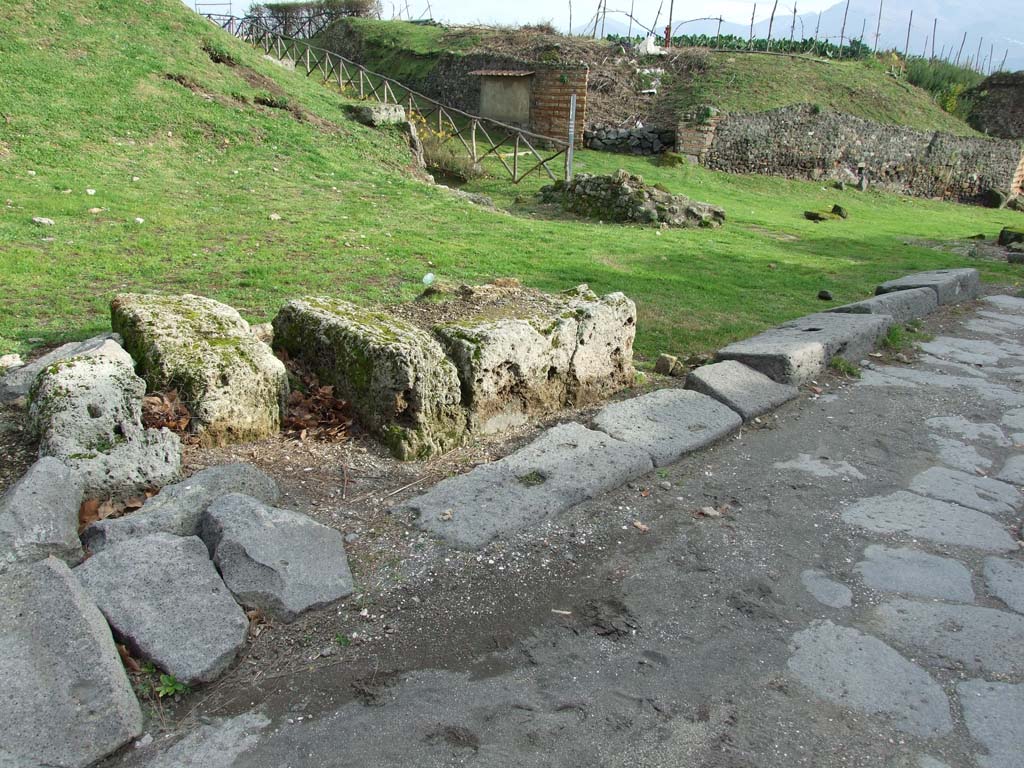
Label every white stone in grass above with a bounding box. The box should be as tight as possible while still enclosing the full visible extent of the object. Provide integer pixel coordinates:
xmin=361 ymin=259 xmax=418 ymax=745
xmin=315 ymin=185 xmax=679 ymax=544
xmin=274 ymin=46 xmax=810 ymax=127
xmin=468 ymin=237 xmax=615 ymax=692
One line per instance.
xmin=86 ymin=188 xmax=96 ymax=195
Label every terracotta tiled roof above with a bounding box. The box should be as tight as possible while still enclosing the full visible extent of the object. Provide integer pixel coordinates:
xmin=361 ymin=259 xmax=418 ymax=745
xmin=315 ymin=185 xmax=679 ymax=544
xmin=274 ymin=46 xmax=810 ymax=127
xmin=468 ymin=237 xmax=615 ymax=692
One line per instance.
xmin=468 ymin=69 xmax=535 ymax=77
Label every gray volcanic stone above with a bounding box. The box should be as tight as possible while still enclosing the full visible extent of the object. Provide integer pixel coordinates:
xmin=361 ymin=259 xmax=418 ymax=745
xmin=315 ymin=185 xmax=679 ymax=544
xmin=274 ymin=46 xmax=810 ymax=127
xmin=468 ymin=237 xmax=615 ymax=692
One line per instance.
xmin=957 ymin=679 xmax=1024 ymax=768
xmin=273 ymin=298 xmax=465 ymax=460
xmin=908 ymin=466 xmax=1021 ymax=517
xmin=0 ymin=333 xmax=120 ymax=404
xmin=592 ymin=388 xmax=741 ymax=466
xmin=0 ymin=558 xmax=142 ymax=768
xmin=141 ymin=712 xmax=271 ymax=768
xmin=351 ymin=103 xmax=407 ymax=126
xmin=996 ymin=455 xmax=1024 ymax=484
xmin=875 ymin=268 xmax=980 ymax=305
xmin=27 ymin=338 xmax=181 ymax=498
xmin=787 ymin=621 xmax=952 ymax=737
xmin=685 ymin=360 xmax=798 ymax=421
xmin=83 ymin=463 xmax=280 ymax=552
xmin=871 ymin=599 xmax=1024 ymax=676
xmin=800 ymin=569 xmax=852 ymax=608
xmin=112 ymin=293 xmax=288 ymax=446
xmin=841 ymin=491 xmax=1016 ymax=552
xmin=0 ymin=457 xmax=84 ymax=572
xmin=75 ymin=533 xmax=249 ymax=684
xmin=404 ymin=422 xmax=652 ymax=549
xmin=856 ymin=545 xmax=974 ymax=602
xmin=983 ymin=557 xmax=1024 ymax=614
xmin=201 ymin=494 xmax=354 ymax=622
xmin=717 ymin=312 xmax=893 ymax=385
xmin=828 ymin=287 xmax=938 ymax=324
xmin=983 ymin=294 xmax=1024 ymax=314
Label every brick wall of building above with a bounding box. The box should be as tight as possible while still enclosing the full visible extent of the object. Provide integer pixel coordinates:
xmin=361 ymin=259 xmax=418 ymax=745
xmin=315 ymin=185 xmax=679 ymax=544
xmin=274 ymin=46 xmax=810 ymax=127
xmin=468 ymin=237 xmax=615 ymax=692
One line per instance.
xmin=529 ymin=68 xmax=588 ymax=145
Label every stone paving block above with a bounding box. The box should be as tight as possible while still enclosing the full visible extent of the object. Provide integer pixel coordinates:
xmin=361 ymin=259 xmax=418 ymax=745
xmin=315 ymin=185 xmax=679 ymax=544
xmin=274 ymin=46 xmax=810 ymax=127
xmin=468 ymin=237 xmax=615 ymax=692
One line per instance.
xmin=684 ymin=360 xmax=798 ymax=421
xmin=929 ymin=435 xmax=992 ymax=474
xmin=871 ymin=599 xmax=1024 ymax=676
xmin=996 ymin=455 xmax=1024 ymax=485
xmin=925 ymin=415 xmax=1010 ymax=446
xmin=202 ymin=494 xmax=354 ymax=622
xmin=957 ymin=679 xmax=1024 ymax=768
xmin=774 ymin=454 xmax=866 ymax=479
xmin=841 ymin=491 xmax=1016 ymax=552
xmin=800 ymin=569 xmax=852 ymax=608
xmin=139 ymin=712 xmax=271 ymax=768
xmin=787 ymin=621 xmax=952 ymax=737
xmin=827 ymin=287 xmax=938 ymax=324
xmin=404 ymin=422 xmax=653 ymax=549
xmin=983 ymin=557 xmax=1024 ymax=615
xmin=591 ymin=388 xmax=741 ymax=466
xmin=717 ymin=312 xmax=893 ymax=385
xmin=982 ymin=294 xmax=1024 ymax=314
xmin=875 ymin=269 xmax=980 ymax=305
xmin=83 ymin=462 xmax=280 ymax=552
xmin=75 ymin=533 xmax=249 ymax=684
xmin=908 ymin=466 xmax=1021 ymax=517
xmin=0 ymin=558 xmax=142 ymax=768
xmin=0 ymin=457 xmax=84 ymax=573
xmin=855 ymin=545 xmax=974 ymax=602
xmin=920 ymin=336 xmax=1024 ymax=367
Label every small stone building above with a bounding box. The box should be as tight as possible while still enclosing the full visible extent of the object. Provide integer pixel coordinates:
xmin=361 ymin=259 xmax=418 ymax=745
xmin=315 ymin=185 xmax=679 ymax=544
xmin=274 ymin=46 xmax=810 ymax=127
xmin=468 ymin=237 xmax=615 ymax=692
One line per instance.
xmin=470 ymin=67 xmax=587 ymax=144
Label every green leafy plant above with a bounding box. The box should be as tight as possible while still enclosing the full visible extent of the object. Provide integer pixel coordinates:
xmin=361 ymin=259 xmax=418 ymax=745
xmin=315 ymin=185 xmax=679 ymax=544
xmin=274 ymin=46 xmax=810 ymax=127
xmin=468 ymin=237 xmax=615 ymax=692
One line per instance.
xmin=334 ymin=633 xmax=352 ymax=647
xmin=828 ymin=356 xmax=861 ymax=378
xmin=155 ymin=674 xmax=189 ymax=698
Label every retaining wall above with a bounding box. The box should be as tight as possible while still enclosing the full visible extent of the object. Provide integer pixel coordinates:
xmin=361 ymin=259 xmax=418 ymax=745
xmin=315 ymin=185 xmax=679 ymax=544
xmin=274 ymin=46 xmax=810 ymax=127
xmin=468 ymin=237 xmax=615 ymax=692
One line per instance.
xmin=967 ymin=72 xmax=1024 ymax=141
xmin=584 ymin=124 xmax=676 ymax=155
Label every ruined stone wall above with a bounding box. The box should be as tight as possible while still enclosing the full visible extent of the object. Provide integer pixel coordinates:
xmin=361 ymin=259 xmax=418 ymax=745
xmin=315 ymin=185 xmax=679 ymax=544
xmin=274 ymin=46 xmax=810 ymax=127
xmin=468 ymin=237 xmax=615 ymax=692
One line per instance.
xmin=1014 ymin=153 xmax=1024 ymax=197
xmin=681 ymin=104 xmax=1022 ymax=204
xmin=967 ymin=72 xmax=1024 ymax=141
xmin=584 ymin=124 xmax=675 ymax=155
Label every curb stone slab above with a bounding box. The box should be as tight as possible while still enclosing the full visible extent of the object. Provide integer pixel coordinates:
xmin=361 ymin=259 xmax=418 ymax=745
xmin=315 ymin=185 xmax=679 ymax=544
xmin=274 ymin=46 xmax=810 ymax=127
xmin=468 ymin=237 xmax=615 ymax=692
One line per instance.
xmin=201 ymin=493 xmax=354 ymax=622
xmin=83 ymin=463 xmax=280 ymax=552
xmin=591 ymin=388 xmax=742 ymax=466
xmin=0 ymin=332 xmax=120 ymax=404
xmin=75 ymin=533 xmax=249 ymax=685
xmin=871 ymin=599 xmax=1024 ymax=676
xmin=827 ymin=287 xmax=938 ymax=324
xmin=841 ymin=491 xmax=1017 ymax=552
xmin=403 ymin=422 xmax=653 ymax=550
xmin=956 ymin=680 xmax=1024 ymax=768
xmin=787 ymin=621 xmax=952 ymax=738
xmin=800 ymin=569 xmax=852 ymax=608
xmin=717 ymin=312 xmax=893 ymax=385
xmin=982 ymin=557 xmax=1024 ymax=614
xmin=0 ymin=558 xmax=142 ymax=768
xmin=875 ymin=268 xmax=980 ymax=305
xmin=0 ymin=457 xmax=84 ymax=572
xmin=684 ymin=360 xmax=798 ymax=422
xmin=907 ymin=466 xmax=1021 ymax=517
xmin=855 ymin=545 xmax=975 ymax=603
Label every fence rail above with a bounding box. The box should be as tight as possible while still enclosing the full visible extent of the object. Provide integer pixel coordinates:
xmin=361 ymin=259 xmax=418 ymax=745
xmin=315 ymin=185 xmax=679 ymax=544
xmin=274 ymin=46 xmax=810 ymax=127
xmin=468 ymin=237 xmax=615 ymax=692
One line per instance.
xmin=204 ymin=14 xmax=570 ymax=183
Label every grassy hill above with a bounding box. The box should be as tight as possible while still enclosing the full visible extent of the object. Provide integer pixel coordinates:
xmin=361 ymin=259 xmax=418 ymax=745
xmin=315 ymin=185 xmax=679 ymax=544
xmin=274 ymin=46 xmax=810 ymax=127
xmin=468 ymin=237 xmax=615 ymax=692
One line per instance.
xmin=322 ymin=18 xmax=978 ymax=135
xmin=0 ymin=0 xmax=1020 ymax=368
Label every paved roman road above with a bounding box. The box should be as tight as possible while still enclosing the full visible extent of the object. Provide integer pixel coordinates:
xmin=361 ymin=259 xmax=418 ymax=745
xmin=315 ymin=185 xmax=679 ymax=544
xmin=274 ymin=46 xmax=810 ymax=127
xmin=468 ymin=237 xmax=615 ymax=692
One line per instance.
xmin=119 ymin=296 xmax=1024 ymax=768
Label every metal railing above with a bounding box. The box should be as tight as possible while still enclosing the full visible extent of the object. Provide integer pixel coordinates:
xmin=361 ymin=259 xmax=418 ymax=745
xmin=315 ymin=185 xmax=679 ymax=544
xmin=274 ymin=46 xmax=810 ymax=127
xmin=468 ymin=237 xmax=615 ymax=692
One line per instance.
xmin=204 ymin=14 xmax=571 ymax=183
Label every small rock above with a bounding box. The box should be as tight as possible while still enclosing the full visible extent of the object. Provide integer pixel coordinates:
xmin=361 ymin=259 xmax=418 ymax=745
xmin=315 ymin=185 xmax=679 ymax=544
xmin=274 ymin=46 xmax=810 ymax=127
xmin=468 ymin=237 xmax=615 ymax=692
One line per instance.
xmin=654 ymin=353 xmax=678 ymax=376
xmin=0 ymin=353 xmax=23 ymax=371
xmin=135 ymin=733 xmax=154 ymax=748
xmin=269 ymin=213 xmax=281 ymax=221
xmin=818 ymin=290 xmax=834 ymax=301
xmin=26 ymin=169 xmax=36 ymax=176
xmin=134 ymin=217 xmax=144 ymax=224
xmin=831 ymin=205 xmax=848 ymax=219
xmin=344 ymin=532 xmax=360 ymax=544
xmin=31 ymin=216 xmax=54 ymax=226
xmin=86 ymin=188 xmax=96 ymax=195
xmin=659 ymin=480 xmax=672 ymax=490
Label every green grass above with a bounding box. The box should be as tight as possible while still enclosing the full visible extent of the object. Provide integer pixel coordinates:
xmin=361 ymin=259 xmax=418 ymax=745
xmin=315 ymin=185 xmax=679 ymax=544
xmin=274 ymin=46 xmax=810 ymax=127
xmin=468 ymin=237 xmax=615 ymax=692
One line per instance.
xmin=1 ymin=0 xmax=1021 ymax=366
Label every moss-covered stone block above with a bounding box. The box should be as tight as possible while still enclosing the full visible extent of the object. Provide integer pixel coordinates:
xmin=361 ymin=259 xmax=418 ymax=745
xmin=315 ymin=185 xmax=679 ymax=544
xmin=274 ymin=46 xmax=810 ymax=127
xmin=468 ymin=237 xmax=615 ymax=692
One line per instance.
xmin=111 ymin=294 xmax=288 ymax=446
xmin=273 ymin=298 xmax=466 ymax=460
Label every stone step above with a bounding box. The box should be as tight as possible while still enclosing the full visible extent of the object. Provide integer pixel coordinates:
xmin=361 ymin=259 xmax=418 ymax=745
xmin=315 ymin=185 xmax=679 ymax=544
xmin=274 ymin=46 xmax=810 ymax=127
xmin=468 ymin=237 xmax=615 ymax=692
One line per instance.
xmin=684 ymin=360 xmax=798 ymax=422
xmin=827 ymin=286 xmax=938 ymax=324
xmin=875 ymin=268 xmax=980 ymax=305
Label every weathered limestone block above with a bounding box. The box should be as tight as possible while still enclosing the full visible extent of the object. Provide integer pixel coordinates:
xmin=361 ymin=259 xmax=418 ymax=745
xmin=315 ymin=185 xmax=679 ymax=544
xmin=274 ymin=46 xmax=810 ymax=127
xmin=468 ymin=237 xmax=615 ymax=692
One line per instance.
xmin=0 ymin=558 xmax=142 ymax=768
xmin=566 ymin=288 xmax=637 ymax=402
xmin=0 ymin=332 xmax=120 ymax=404
xmin=201 ymin=493 xmax=354 ymax=622
xmin=28 ymin=339 xmax=181 ymax=498
xmin=273 ymin=298 xmax=466 ymax=460
xmin=351 ymin=103 xmax=407 ymax=126
xmin=111 ymin=293 xmax=289 ymax=445
xmin=0 ymin=457 xmax=84 ymax=573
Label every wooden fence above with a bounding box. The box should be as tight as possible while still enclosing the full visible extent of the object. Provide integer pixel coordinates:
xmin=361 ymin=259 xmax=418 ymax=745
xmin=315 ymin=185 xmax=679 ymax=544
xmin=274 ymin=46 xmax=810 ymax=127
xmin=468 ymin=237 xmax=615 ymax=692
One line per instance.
xmin=204 ymin=14 xmax=571 ymax=183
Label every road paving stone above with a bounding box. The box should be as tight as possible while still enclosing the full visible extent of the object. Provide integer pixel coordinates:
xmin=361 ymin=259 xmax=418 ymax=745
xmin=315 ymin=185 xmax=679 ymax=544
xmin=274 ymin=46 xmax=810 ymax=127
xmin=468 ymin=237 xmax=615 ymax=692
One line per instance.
xmin=907 ymin=466 xmax=1021 ymax=518
xmin=800 ymin=570 xmax=853 ymax=608
xmin=855 ymin=545 xmax=974 ymax=602
xmin=982 ymin=557 xmax=1024 ymax=615
xmin=956 ymin=679 xmax=1024 ymax=768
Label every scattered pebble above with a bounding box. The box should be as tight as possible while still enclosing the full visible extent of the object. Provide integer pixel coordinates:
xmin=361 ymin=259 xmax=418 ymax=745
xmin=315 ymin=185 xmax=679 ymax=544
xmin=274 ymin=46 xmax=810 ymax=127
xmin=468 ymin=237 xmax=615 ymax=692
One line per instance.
xmin=659 ymin=480 xmax=672 ymax=490
xmin=344 ymin=533 xmax=359 ymax=544
xmin=85 ymin=189 xmax=96 ymax=195
xmin=134 ymin=217 xmax=144 ymax=224
xmin=31 ymin=217 xmax=54 ymax=226
xmin=26 ymin=170 xmax=36 ymax=177
xmin=269 ymin=213 xmax=282 ymax=221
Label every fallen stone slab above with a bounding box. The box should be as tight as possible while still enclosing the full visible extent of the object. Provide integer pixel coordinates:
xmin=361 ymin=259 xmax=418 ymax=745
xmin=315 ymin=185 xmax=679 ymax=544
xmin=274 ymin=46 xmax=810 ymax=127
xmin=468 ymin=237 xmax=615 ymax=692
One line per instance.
xmin=871 ymin=599 xmax=1024 ymax=676
xmin=907 ymin=466 xmax=1021 ymax=517
xmin=273 ymin=298 xmax=466 ymax=460
xmin=403 ymin=422 xmax=653 ymax=549
xmin=841 ymin=491 xmax=1016 ymax=552
xmin=28 ymin=337 xmax=181 ymax=498
xmin=996 ymin=455 xmax=1024 ymax=485
xmin=75 ymin=533 xmax=249 ymax=685
xmin=717 ymin=312 xmax=893 ymax=385
xmin=787 ymin=621 xmax=952 ymax=738
xmin=201 ymin=493 xmax=354 ymax=622
xmin=875 ymin=268 xmax=980 ymax=305
xmin=0 ymin=332 xmax=120 ymax=404
xmin=0 ymin=457 xmax=84 ymax=573
xmin=800 ymin=569 xmax=852 ymax=608
xmin=827 ymin=287 xmax=938 ymax=325
xmin=957 ymin=679 xmax=1024 ymax=768
xmin=591 ymin=388 xmax=741 ymax=466
xmin=855 ymin=545 xmax=974 ymax=603
xmin=83 ymin=462 xmax=280 ymax=552
xmin=983 ymin=557 xmax=1024 ymax=615
xmin=135 ymin=712 xmax=271 ymax=768
xmin=112 ymin=293 xmax=288 ymax=446
xmin=684 ymin=360 xmax=798 ymax=421
xmin=0 ymin=558 xmax=142 ymax=768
